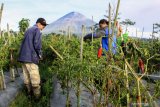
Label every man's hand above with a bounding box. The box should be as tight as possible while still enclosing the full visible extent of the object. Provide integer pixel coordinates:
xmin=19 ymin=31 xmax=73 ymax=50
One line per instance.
xmin=39 ymin=55 xmax=43 ymax=61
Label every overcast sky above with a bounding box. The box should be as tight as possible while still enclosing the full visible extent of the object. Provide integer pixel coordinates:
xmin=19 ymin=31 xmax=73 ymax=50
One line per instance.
xmin=1 ymin=0 xmax=160 ymax=34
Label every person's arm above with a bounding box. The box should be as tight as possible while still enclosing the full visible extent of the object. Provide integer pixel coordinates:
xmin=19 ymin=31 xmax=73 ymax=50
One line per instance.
xmin=118 ymin=26 xmax=123 ymax=37
xmin=34 ymin=29 xmax=42 ymax=59
xmin=96 ymin=29 xmax=106 ymax=37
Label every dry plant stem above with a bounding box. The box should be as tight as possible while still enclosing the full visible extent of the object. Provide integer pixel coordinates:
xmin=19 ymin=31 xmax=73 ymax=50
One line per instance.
xmin=124 ymin=63 xmax=130 ymax=107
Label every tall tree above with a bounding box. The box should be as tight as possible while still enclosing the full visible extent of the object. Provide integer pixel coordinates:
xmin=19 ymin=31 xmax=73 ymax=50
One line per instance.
xmin=18 ymin=18 xmax=30 ymax=34
xmin=121 ymin=19 xmax=136 ymax=32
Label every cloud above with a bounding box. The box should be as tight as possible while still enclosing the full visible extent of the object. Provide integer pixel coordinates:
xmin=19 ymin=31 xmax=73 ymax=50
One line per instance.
xmin=119 ymin=0 xmax=160 ymax=31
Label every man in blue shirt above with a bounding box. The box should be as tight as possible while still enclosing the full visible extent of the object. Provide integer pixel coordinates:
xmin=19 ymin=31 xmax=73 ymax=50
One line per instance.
xmin=18 ymin=18 xmax=47 ymax=98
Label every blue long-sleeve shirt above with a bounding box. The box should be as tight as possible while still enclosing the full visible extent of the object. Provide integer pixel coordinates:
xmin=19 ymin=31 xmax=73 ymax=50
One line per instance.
xmin=18 ymin=25 xmax=42 ymax=64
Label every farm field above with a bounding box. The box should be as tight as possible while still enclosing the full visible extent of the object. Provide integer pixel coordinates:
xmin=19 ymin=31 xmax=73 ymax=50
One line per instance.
xmin=0 ymin=34 xmax=159 ymax=107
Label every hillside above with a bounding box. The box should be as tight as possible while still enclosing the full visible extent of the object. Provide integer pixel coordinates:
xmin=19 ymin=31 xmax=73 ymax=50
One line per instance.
xmin=42 ymin=12 xmax=96 ymax=35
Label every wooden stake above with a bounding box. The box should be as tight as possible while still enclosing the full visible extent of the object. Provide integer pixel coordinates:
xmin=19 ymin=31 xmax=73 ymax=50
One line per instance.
xmin=0 ymin=71 xmax=2 ymax=89
xmin=111 ymin=0 xmax=121 ymax=44
xmin=2 ymin=30 xmax=5 ymax=41
xmin=50 ymin=45 xmax=63 ymax=60
xmin=10 ymin=67 xmax=15 ymax=81
xmin=68 ymin=26 xmax=71 ymax=40
xmin=91 ymin=16 xmax=94 ymax=49
xmin=0 ymin=69 xmax=6 ymax=90
xmin=125 ymin=63 xmax=130 ymax=107
xmin=77 ymin=25 xmax=85 ymax=107
xmin=0 ymin=3 xmax=4 ymax=35
xmin=108 ymin=3 xmax=112 ymax=53
xmin=80 ymin=25 xmax=84 ymax=61
xmin=137 ymin=79 xmax=142 ymax=107
xmin=7 ymin=23 xmax=11 ymax=45
xmin=118 ymin=85 xmax=121 ymax=107
xmin=136 ymin=28 xmax=138 ymax=38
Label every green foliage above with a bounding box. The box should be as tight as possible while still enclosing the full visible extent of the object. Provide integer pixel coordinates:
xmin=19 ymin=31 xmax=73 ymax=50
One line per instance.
xmin=19 ymin=18 xmax=30 ymax=34
xmin=0 ymin=38 xmax=9 ymax=70
xmin=41 ymin=35 xmax=158 ymax=106
xmin=154 ymin=81 xmax=160 ymax=98
xmin=0 ymin=31 xmax=159 ymax=106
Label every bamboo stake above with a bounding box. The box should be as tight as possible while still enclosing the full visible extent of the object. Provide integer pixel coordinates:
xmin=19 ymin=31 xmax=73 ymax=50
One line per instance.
xmin=0 ymin=30 xmax=1 ymax=39
xmin=125 ymin=61 xmax=142 ymax=107
xmin=10 ymin=50 xmax=15 ymax=81
xmin=111 ymin=0 xmax=121 ymax=45
xmin=10 ymin=67 xmax=15 ymax=81
xmin=80 ymin=25 xmax=84 ymax=61
xmin=68 ymin=26 xmax=71 ymax=40
xmin=137 ymin=79 xmax=142 ymax=107
xmin=106 ymin=6 xmax=112 ymax=105
xmin=49 ymin=45 xmax=63 ymax=60
xmin=77 ymin=25 xmax=85 ymax=107
xmin=2 ymin=70 xmax=5 ymax=89
xmin=0 ymin=3 xmax=4 ymax=35
xmin=7 ymin=23 xmax=11 ymax=45
xmin=125 ymin=60 xmax=142 ymax=107
xmin=118 ymin=85 xmax=121 ymax=107
xmin=7 ymin=23 xmax=10 ymax=37
xmin=66 ymin=31 xmax=72 ymax=107
xmin=108 ymin=3 xmax=112 ymax=53
xmin=91 ymin=16 xmax=94 ymax=50
xmin=2 ymin=30 xmax=4 ymax=40
xmin=0 ymin=69 xmax=6 ymax=90
xmin=125 ymin=63 xmax=130 ymax=107
xmin=0 ymin=70 xmax=2 ymax=89
xmin=152 ymin=24 xmax=154 ymax=55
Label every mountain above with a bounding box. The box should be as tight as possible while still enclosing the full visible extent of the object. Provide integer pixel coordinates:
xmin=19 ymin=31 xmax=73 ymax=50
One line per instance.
xmin=42 ymin=12 xmax=96 ymax=35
